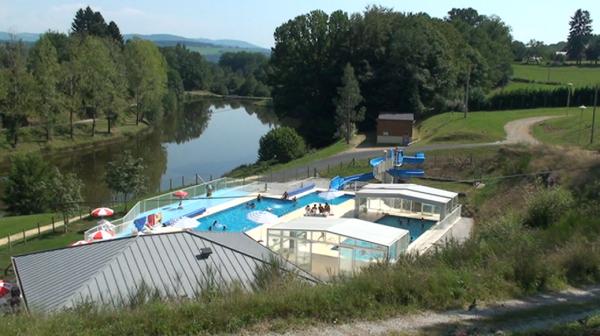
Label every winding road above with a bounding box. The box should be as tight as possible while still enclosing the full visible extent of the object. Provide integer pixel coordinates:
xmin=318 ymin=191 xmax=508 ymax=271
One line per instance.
xmin=266 ymin=115 xmax=559 ymax=182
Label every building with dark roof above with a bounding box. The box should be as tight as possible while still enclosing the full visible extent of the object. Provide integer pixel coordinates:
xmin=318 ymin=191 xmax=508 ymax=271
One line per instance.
xmin=376 ymin=113 xmax=415 ymax=145
xmin=12 ymin=231 xmax=318 ymax=313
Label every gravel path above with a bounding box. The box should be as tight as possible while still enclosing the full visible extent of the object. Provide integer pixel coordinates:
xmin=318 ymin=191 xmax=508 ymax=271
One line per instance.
xmin=265 ymin=115 xmax=559 ymax=182
xmin=250 ymin=286 xmax=600 ymax=335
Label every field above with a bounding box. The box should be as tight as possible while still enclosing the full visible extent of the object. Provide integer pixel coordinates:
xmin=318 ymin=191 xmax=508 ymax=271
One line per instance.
xmin=0 ymin=213 xmax=57 ymax=237
xmin=416 ymin=107 xmax=567 ymax=144
xmin=532 ymin=108 xmax=600 ymax=150
xmin=512 ymin=64 xmax=600 ymax=87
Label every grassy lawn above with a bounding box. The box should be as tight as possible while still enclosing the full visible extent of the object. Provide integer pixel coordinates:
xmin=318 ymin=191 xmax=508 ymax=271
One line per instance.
xmin=417 ymin=107 xmax=567 ymax=145
xmin=0 ymin=213 xmax=59 ymax=238
xmin=532 ymin=109 xmax=600 ymax=150
xmin=0 ymin=117 xmax=148 ymax=162
xmin=512 ymin=64 xmax=600 ymax=87
xmin=227 ymin=139 xmax=352 ymax=178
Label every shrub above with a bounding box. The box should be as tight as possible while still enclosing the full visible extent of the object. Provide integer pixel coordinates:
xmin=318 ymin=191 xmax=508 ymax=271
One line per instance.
xmin=2 ymin=154 xmax=54 ymax=215
xmin=523 ymin=187 xmax=574 ymax=228
xmin=258 ymin=127 xmax=306 ymax=163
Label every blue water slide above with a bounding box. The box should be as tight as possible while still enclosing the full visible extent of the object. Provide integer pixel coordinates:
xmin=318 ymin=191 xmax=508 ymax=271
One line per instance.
xmin=386 ymin=169 xmax=425 ymax=178
xmin=402 ymin=152 xmax=426 ymax=164
xmin=369 ymin=157 xmax=385 ymax=167
xmin=329 ymin=172 xmax=375 ymax=190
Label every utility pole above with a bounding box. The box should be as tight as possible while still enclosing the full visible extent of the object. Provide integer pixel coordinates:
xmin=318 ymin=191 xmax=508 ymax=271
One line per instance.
xmin=591 ymin=86 xmax=598 ymax=145
xmin=464 ymin=64 xmax=471 ymax=119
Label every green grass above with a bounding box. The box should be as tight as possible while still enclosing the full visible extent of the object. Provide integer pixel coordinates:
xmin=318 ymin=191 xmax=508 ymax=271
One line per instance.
xmin=417 ymin=107 xmax=567 ymax=145
xmin=0 ymin=213 xmax=58 ymax=237
xmin=0 ymin=117 xmax=148 ymax=162
xmin=532 ymin=110 xmax=600 ymax=150
xmin=512 ymin=64 xmax=600 ymax=87
xmin=227 ymin=139 xmax=351 ymax=178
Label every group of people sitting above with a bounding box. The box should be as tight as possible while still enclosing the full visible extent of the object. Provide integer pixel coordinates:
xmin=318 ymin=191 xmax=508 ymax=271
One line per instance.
xmin=304 ymin=203 xmax=331 ymax=217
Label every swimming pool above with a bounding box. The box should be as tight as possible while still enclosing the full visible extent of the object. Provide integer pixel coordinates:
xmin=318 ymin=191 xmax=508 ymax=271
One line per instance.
xmin=375 ymin=215 xmax=436 ymax=242
xmin=197 ymin=191 xmax=354 ymax=232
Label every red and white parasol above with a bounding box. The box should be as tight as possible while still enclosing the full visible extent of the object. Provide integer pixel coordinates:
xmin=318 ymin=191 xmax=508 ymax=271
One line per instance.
xmin=90 ymin=207 xmax=114 ymax=218
xmin=173 ymin=190 xmax=188 ymax=198
xmin=0 ymin=280 xmax=12 ymax=298
xmin=89 ymin=230 xmax=115 ymax=241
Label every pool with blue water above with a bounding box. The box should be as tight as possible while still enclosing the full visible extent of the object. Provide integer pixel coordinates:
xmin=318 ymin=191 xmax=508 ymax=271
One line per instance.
xmin=196 ymin=191 xmax=354 ymax=232
xmin=375 ymin=215 xmax=436 ymax=242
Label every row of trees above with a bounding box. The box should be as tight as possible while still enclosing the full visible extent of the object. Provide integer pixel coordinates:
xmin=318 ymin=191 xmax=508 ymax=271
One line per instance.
xmin=159 ymin=45 xmax=271 ymax=97
xmin=269 ymin=7 xmax=514 ymax=146
xmin=0 ymin=6 xmax=170 ymax=147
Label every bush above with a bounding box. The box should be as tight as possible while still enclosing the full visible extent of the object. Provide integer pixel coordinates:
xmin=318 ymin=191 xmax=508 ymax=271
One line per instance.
xmin=2 ymin=154 xmax=54 ymax=215
xmin=523 ymin=187 xmax=574 ymax=228
xmin=258 ymin=127 xmax=306 ymax=163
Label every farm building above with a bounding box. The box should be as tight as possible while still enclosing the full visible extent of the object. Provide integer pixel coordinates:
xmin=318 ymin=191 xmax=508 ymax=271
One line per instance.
xmin=376 ymin=113 xmax=414 ymax=145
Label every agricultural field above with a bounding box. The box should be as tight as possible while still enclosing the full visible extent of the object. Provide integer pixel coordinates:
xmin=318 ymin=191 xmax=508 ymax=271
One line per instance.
xmin=512 ymin=64 xmax=600 ymax=87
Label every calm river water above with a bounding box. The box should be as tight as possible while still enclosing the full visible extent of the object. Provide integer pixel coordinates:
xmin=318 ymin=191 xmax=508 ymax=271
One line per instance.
xmin=1 ymin=99 xmax=277 ymax=207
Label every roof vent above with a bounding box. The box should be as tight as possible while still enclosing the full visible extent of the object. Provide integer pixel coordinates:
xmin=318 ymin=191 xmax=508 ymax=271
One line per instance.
xmin=196 ymin=247 xmax=212 ymax=260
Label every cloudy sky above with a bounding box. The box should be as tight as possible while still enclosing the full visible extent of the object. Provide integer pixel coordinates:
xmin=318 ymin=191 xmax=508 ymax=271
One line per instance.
xmin=1 ymin=0 xmax=599 ymax=47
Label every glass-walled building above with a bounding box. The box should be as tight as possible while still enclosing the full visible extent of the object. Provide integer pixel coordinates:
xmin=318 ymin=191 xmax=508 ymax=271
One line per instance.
xmin=355 ymin=184 xmax=460 ymax=221
xmin=267 ymin=217 xmax=410 ymax=279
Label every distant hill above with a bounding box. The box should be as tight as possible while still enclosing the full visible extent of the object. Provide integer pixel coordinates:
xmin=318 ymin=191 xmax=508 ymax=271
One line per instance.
xmin=0 ymin=31 xmax=270 ymax=62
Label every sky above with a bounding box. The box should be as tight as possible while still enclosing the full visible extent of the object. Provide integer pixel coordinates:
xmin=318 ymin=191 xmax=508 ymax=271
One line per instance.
xmin=1 ymin=0 xmax=599 ymax=48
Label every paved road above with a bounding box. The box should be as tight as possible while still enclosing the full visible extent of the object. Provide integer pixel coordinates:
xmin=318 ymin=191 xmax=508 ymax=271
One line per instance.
xmin=265 ymin=115 xmax=559 ymax=182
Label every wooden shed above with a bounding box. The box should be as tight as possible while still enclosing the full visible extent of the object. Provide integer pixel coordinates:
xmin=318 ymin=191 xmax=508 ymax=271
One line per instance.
xmin=376 ymin=113 xmax=414 ymax=145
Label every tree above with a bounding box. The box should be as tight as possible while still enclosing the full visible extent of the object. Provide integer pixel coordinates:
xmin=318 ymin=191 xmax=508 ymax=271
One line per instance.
xmin=511 ymin=40 xmax=527 ymax=61
xmin=0 ymin=39 xmax=35 ymax=147
xmin=258 ymin=127 xmax=306 ymax=163
xmin=2 ymin=154 xmax=54 ymax=215
xmin=29 ymin=34 xmax=62 ymax=141
xmin=107 ymin=21 xmax=124 ymax=46
xmin=125 ymin=39 xmax=168 ymax=124
xmin=567 ymin=9 xmax=593 ymax=64
xmin=105 ymin=151 xmax=147 ymax=210
xmin=71 ymin=6 xmax=108 ymax=37
xmin=585 ymin=35 xmax=600 ymax=64
xmin=47 ymin=168 xmax=84 ymax=226
xmin=334 ymin=63 xmax=365 ymax=144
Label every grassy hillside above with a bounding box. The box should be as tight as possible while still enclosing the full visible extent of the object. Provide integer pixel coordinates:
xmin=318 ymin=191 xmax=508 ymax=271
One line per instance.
xmin=532 ymin=109 xmax=600 ymax=150
xmin=512 ymin=64 xmax=600 ymax=87
xmin=417 ymin=107 xmax=566 ymax=144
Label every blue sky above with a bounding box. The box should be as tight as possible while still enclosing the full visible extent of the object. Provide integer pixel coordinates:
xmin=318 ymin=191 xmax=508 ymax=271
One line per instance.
xmin=1 ymin=0 xmax=599 ymax=48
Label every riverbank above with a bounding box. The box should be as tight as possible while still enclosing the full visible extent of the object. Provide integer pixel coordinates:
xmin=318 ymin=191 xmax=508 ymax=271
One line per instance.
xmin=0 ymin=118 xmax=150 ymax=165
xmin=185 ymin=90 xmax=272 ymax=106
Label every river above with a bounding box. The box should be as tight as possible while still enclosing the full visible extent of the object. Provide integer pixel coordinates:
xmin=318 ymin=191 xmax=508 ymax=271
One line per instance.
xmin=1 ymin=99 xmax=277 ymax=208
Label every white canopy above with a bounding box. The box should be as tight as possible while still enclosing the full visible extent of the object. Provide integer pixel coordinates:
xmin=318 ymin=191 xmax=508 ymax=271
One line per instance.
xmin=270 ymin=217 xmax=409 ymax=247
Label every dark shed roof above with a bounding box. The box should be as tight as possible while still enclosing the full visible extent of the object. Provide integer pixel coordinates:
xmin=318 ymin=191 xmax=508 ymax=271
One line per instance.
xmin=12 ymin=231 xmax=318 ymax=313
xmin=378 ymin=113 xmax=414 ymax=121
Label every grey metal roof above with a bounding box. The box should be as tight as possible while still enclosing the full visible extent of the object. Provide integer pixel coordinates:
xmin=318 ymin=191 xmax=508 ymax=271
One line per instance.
xmin=378 ymin=113 xmax=414 ymax=121
xmin=12 ymin=231 xmax=318 ymax=313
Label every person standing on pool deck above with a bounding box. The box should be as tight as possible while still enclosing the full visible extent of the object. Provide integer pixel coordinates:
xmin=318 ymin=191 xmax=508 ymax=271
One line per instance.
xmin=207 ymin=184 xmax=213 ymax=197
xmin=257 ymin=194 xmax=263 ymax=202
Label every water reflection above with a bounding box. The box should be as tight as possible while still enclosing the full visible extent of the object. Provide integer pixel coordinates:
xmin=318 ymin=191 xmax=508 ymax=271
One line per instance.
xmin=0 ymin=99 xmax=277 ymax=207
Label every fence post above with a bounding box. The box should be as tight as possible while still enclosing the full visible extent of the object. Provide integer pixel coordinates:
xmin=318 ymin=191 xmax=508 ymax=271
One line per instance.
xmin=22 ymin=230 xmax=26 ymax=244
xmin=37 ymin=223 xmax=41 ymax=237
xmin=352 ymin=158 xmax=356 ymax=166
xmin=196 ymin=174 xmax=199 ymax=185
xmin=52 ymin=217 xmax=55 ymax=232
xmin=182 ymin=176 xmax=185 ymax=187
xmin=169 ymin=178 xmax=173 ymax=190
xmin=79 ymin=207 xmax=82 ymax=220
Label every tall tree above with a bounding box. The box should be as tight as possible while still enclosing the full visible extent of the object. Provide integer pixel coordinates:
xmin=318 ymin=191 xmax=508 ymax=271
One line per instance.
xmin=125 ymin=39 xmax=168 ymax=124
xmin=0 ymin=39 xmax=35 ymax=147
xmin=2 ymin=154 xmax=53 ymax=215
xmin=567 ymin=9 xmax=593 ymax=64
xmin=107 ymin=21 xmax=124 ymax=46
xmin=29 ymin=34 xmax=62 ymax=141
xmin=334 ymin=63 xmax=365 ymax=144
xmin=585 ymin=35 xmax=600 ymax=64
xmin=47 ymin=168 xmax=84 ymax=227
xmin=105 ymin=151 xmax=146 ymax=210
xmin=71 ymin=6 xmax=108 ymax=37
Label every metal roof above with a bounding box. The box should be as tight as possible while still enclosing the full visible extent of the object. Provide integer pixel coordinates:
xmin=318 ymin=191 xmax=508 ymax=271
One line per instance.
xmin=12 ymin=231 xmax=318 ymax=313
xmin=361 ymin=183 xmax=458 ymax=198
xmin=269 ymin=217 xmax=409 ymax=247
xmin=378 ymin=113 xmax=414 ymax=121
xmin=356 ymin=188 xmax=452 ymax=205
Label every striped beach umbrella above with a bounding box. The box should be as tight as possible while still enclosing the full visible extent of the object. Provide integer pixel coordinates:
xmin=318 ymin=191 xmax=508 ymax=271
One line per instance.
xmin=0 ymin=280 xmax=12 ymax=298
xmin=90 ymin=230 xmax=115 ymax=241
xmin=90 ymin=207 xmax=114 ymax=218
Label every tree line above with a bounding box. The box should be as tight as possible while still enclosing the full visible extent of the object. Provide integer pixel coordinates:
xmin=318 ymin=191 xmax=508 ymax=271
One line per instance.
xmin=268 ymin=7 xmax=514 ymax=146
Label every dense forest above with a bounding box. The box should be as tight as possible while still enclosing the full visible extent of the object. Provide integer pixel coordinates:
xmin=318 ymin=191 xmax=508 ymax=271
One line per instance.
xmin=0 ymin=6 xmax=271 ymax=148
xmin=269 ymin=7 xmax=514 ymax=146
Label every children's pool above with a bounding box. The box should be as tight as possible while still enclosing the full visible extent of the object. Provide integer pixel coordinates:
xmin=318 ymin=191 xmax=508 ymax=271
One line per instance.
xmin=375 ymin=215 xmax=436 ymax=242
xmin=197 ymin=192 xmax=354 ymax=232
